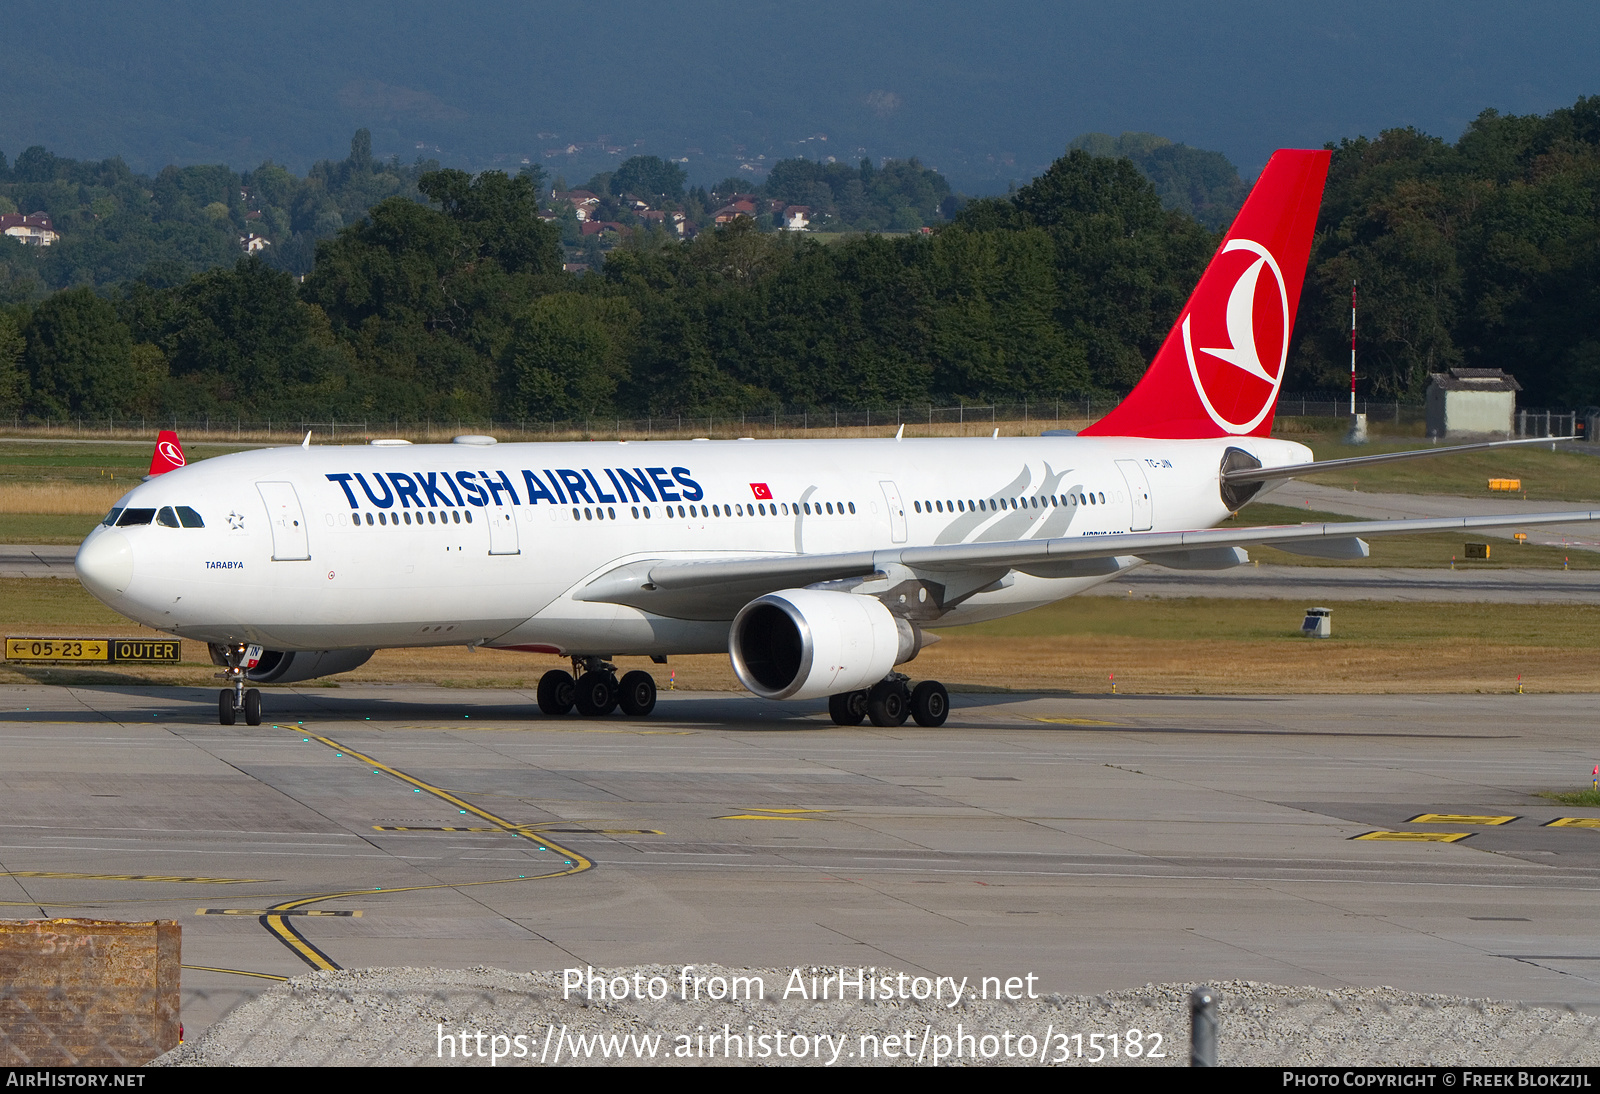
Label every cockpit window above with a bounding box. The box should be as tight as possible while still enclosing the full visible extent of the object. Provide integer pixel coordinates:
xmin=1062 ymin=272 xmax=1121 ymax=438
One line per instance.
xmin=176 ymin=506 xmax=204 ymax=528
xmin=116 ymin=508 xmax=155 ymax=527
xmin=102 ymin=508 xmax=123 ymax=527
xmin=156 ymin=506 xmax=181 ymax=528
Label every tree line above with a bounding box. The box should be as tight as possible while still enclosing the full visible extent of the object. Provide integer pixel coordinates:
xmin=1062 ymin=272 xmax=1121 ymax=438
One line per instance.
xmin=0 ymin=130 xmax=437 ymax=301
xmin=0 ymin=149 xmax=1215 ymax=421
xmin=3 ymin=97 xmax=1600 ymax=422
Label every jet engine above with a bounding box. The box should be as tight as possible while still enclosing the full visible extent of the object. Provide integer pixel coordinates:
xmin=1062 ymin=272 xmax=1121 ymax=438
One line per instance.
xmin=208 ymin=645 xmax=375 ymax=683
xmin=729 ymin=589 xmax=927 ymax=701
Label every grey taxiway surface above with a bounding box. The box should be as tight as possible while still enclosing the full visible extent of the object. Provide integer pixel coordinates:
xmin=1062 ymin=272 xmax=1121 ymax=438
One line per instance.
xmin=3 ymin=683 xmax=1599 ymax=1037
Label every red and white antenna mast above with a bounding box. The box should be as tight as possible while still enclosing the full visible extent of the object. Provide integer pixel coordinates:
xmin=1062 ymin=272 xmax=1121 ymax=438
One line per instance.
xmin=1349 ymin=280 xmax=1357 ymax=415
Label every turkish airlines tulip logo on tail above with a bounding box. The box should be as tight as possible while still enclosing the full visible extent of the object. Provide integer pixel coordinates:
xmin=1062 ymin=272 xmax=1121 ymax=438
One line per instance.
xmin=158 ymin=441 xmax=185 ymax=467
xmin=1182 ymin=238 xmax=1290 ymax=435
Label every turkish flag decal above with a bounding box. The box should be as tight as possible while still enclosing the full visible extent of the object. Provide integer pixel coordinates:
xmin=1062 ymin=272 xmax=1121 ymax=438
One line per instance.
xmin=749 ymin=483 xmax=773 ymax=500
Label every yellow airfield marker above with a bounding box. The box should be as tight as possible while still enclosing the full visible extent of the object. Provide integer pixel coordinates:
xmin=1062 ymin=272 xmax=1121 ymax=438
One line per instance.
xmin=1407 ymin=813 xmax=1518 ymax=826
xmin=1353 ymin=831 xmax=1472 ymax=843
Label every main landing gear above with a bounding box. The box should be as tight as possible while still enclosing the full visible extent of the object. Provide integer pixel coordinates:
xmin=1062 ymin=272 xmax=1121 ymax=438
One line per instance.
xmin=215 ymin=642 xmax=262 ymax=726
xmin=538 ymin=658 xmax=657 ymax=718
xmin=829 ymin=675 xmax=949 ymax=728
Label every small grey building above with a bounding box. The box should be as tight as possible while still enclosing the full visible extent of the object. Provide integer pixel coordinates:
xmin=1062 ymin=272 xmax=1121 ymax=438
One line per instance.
xmin=1425 ymin=368 xmax=1519 ymax=438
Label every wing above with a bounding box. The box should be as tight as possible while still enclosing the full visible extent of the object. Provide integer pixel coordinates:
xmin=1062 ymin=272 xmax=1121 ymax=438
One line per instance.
xmin=576 ymin=508 xmax=1600 ymax=620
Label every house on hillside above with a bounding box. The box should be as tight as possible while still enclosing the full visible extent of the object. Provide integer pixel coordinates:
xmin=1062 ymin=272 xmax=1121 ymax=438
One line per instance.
xmin=552 ymin=190 xmax=601 ymax=221
xmin=713 ymin=200 xmax=757 ymax=225
xmin=1 ymin=213 xmax=58 ymax=246
xmin=239 ymin=233 xmax=271 ymax=254
xmin=782 ymin=206 xmax=811 ymax=231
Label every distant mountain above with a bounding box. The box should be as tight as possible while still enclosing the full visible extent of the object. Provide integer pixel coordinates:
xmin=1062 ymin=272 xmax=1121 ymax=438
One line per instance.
xmin=2 ymin=3 xmax=1596 ymax=196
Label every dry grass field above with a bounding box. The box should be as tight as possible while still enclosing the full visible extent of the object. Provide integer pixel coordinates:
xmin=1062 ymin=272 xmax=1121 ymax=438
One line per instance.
xmin=0 ymin=482 xmax=127 ymax=514
xmin=4 ymin=578 xmax=1597 ymax=696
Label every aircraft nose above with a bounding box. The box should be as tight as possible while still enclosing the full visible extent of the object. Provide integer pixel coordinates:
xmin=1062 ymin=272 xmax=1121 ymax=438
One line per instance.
xmin=75 ymin=529 xmax=134 ymax=600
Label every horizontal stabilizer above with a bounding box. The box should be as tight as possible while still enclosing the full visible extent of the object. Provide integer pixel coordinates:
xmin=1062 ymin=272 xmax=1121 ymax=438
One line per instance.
xmin=1224 ymin=435 xmax=1576 ymax=485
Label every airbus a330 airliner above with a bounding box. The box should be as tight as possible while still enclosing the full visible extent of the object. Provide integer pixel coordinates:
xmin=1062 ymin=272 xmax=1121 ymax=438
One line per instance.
xmin=73 ymin=149 xmax=1600 ymax=727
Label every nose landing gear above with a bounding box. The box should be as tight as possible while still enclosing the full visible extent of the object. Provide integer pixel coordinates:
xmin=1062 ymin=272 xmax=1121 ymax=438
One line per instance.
xmin=215 ymin=642 xmax=263 ymax=726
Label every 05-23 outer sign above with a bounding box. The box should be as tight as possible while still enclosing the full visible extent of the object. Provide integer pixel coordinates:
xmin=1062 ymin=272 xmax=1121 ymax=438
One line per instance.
xmin=5 ymin=637 xmax=181 ymax=663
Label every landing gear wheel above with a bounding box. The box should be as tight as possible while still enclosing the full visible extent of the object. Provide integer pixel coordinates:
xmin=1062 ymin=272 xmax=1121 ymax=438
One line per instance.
xmin=617 ymin=671 xmax=657 ymax=717
xmin=537 ymin=670 xmax=576 ymax=715
xmin=910 ymin=680 xmax=949 ymax=727
xmin=218 ymin=689 xmax=237 ymax=726
xmin=243 ymin=688 xmax=262 ymax=726
xmin=867 ymin=679 xmax=910 ymax=727
xmin=573 ymin=670 xmax=618 ymax=716
xmin=828 ymin=690 xmax=868 ymax=726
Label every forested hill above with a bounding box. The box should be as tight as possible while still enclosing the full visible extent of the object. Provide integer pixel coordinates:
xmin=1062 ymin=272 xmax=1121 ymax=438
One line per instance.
xmin=3 ymin=97 xmax=1600 ymax=423
xmin=0 ymin=131 xmax=437 ymax=299
xmin=1294 ymin=101 xmax=1600 ymax=407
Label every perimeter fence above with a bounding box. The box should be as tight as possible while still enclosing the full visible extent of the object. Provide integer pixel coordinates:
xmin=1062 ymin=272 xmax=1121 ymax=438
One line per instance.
xmin=0 ymin=396 xmax=1421 ymax=445
xmin=1 ymin=395 xmax=1589 ymax=445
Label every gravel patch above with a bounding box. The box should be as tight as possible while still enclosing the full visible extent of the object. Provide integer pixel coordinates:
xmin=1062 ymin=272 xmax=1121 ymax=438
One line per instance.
xmin=157 ymin=965 xmax=1600 ymax=1067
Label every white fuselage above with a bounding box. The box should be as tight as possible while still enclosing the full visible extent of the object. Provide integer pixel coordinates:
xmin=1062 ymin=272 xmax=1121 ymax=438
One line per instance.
xmin=74 ymin=434 xmax=1311 ymax=657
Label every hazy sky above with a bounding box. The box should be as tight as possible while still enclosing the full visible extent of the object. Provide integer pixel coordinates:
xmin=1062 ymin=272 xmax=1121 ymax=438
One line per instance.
xmin=6 ymin=2 xmax=1597 ymax=189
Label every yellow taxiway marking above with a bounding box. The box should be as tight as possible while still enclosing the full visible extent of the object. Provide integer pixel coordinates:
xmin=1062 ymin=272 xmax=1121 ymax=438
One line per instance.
xmin=1544 ymin=817 xmax=1600 ymax=828
xmin=1030 ymin=717 xmax=1124 ymax=726
xmin=388 ymin=725 xmax=692 ymax=735
xmin=259 ymin=727 xmax=595 ymax=971
xmin=0 ymin=871 xmax=267 ymax=883
xmin=181 ymin=965 xmax=289 ymax=982
xmin=198 ymin=908 xmax=361 ymax=917
xmin=1353 ymin=831 xmax=1472 ymax=843
xmin=1407 ymin=813 xmax=1518 ymax=826
xmin=717 ymin=808 xmax=830 ymax=821
xmin=372 ymin=825 xmax=661 ymax=834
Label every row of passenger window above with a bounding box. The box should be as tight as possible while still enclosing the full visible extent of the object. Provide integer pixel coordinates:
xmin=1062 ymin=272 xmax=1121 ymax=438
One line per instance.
xmin=576 ymin=499 xmax=858 ymax=522
xmin=102 ymin=506 xmax=205 ymax=528
xmin=914 ymin=491 xmax=1105 ymax=516
xmin=349 ymin=499 xmax=859 ymax=526
xmin=353 ymin=509 xmax=473 ymax=526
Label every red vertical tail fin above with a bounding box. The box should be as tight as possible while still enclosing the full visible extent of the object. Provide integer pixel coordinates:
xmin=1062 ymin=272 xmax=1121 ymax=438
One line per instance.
xmin=148 ymin=430 xmax=187 ymax=476
xmin=1081 ymin=148 xmax=1330 ymax=439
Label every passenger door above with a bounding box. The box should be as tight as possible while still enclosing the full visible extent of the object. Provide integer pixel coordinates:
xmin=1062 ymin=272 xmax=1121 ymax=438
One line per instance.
xmin=1114 ymin=460 xmax=1153 ymax=532
xmin=256 ymin=482 xmax=311 ymax=560
xmin=880 ymin=481 xmax=908 ymax=543
xmin=486 ymin=503 xmax=520 ymax=555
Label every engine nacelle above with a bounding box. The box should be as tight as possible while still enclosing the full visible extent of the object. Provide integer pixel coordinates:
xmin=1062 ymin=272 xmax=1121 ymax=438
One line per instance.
xmin=729 ymin=589 xmax=924 ymax=701
xmin=208 ymin=645 xmax=375 ymax=683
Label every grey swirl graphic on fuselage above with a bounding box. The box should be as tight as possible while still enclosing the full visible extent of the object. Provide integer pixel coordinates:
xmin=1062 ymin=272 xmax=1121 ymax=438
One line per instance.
xmin=933 ymin=466 xmax=1033 ymax=544
xmin=976 ymin=462 xmax=1077 ymax=541
xmin=1032 ymin=463 xmax=1082 ymax=539
xmin=794 ymin=485 xmax=819 ymax=553
xmin=930 ymin=463 xmax=1082 ymax=545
